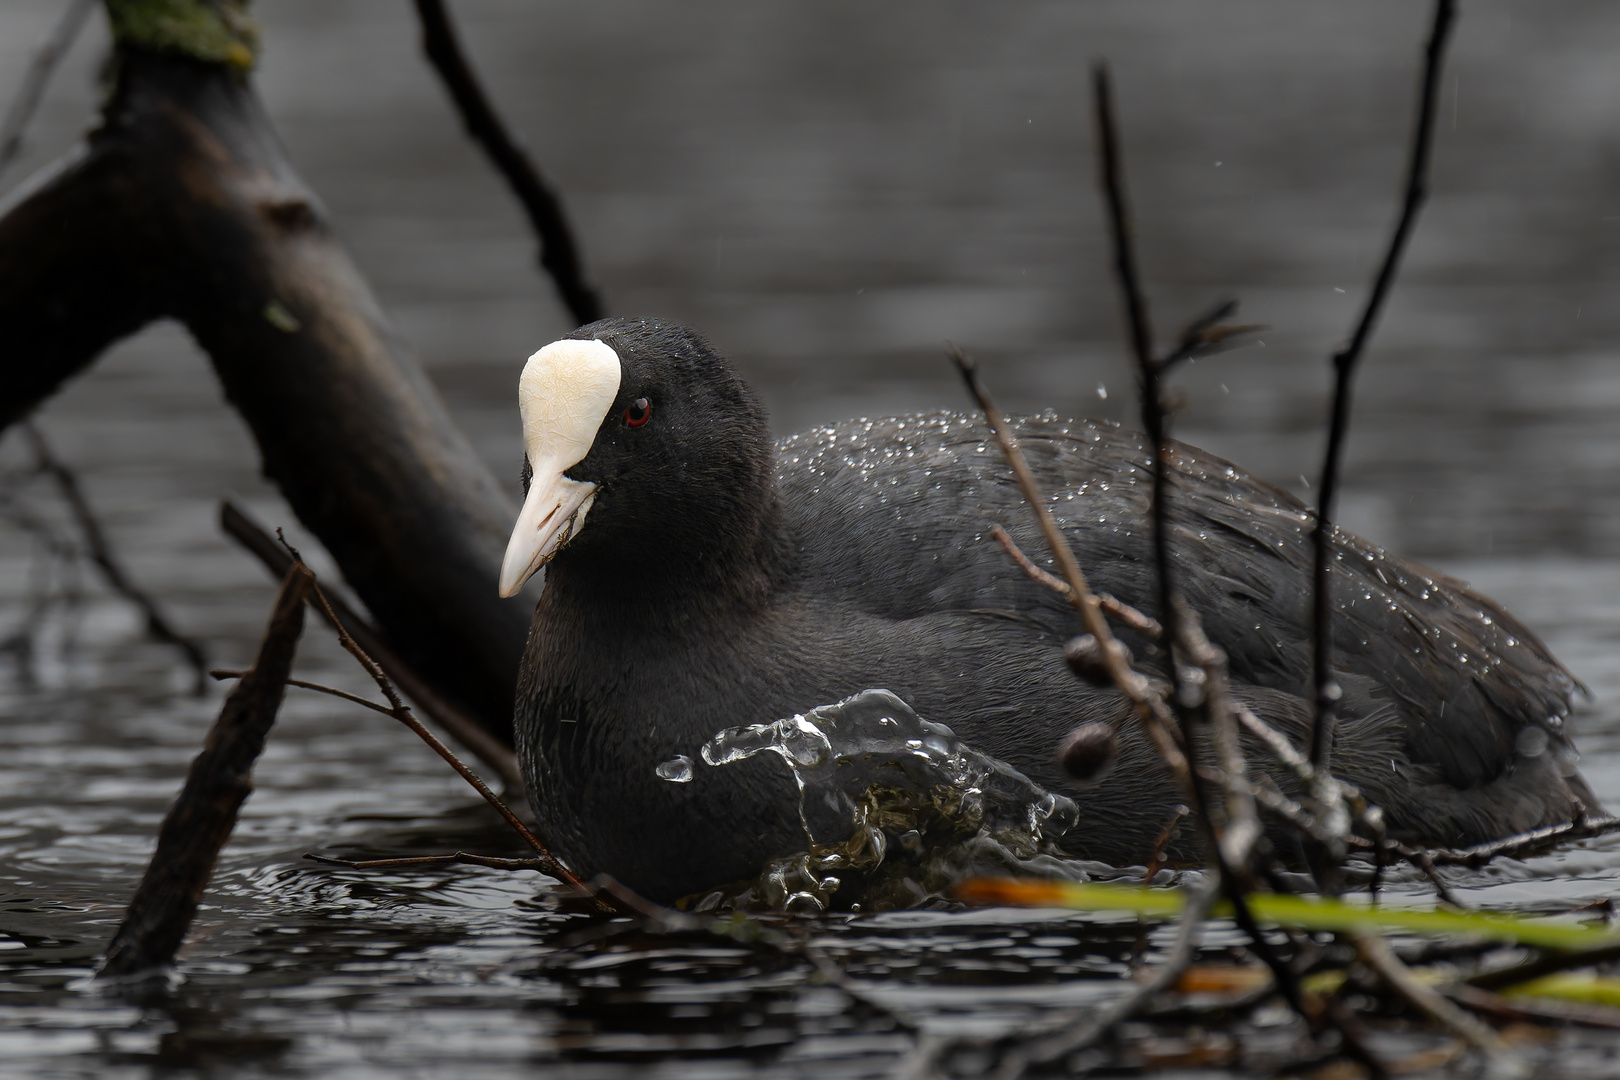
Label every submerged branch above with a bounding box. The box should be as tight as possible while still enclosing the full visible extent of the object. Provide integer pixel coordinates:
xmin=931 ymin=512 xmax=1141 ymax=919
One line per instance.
xmin=95 ymin=564 xmax=309 ymax=982
xmin=1356 ymin=933 xmax=1505 ymax=1054
xmin=990 ymin=878 xmax=1220 ymax=1080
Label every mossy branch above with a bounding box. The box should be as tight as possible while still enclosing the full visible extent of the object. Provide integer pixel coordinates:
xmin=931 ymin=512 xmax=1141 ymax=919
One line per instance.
xmin=104 ymin=0 xmax=258 ymax=70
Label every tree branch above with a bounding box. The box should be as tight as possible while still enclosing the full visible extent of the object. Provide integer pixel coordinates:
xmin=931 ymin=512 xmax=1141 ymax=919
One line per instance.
xmin=410 ymin=0 xmax=604 ymax=326
xmin=95 ymin=563 xmax=309 ymax=982
xmin=25 ymin=422 xmax=209 ymax=694
xmin=1310 ymin=0 xmax=1457 ymax=771
xmin=219 ymin=501 xmax=522 ymax=791
xmin=0 ymin=50 xmax=532 ymax=742
xmin=0 ymin=0 xmax=96 ymax=181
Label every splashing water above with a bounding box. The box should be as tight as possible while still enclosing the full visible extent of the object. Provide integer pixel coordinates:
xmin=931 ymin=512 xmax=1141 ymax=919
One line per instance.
xmin=690 ymin=689 xmax=1098 ymax=914
xmin=656 ymin=753 xmax=695 ymax=782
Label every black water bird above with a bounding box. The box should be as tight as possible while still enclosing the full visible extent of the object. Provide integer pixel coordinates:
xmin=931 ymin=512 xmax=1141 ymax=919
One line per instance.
xmin=500 ymin=317 xmax=1596 ymax=903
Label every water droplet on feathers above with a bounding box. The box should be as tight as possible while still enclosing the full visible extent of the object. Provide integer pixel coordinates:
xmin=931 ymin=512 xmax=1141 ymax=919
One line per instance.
xmin=657 ymin=754 xmax=695 ymax=783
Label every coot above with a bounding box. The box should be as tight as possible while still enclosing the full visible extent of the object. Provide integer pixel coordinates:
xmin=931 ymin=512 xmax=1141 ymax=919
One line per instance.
xmin=501 ymin=317 xmax=1596 ymax=903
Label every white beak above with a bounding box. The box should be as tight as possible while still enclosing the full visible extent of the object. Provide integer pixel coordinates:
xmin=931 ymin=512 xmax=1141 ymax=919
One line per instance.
xmin=498 ymin=475 xmax=597 ymax=597
xmin=497 ymin=338 xmax=622 ymax=598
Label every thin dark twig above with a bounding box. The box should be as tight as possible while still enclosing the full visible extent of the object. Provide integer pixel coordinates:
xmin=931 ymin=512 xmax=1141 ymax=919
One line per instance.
xmin=989 ymin=878 xmax=1219 ymax=1080
xmin=952 ymin=348 xmax=1188 ymax=785
xmin=1092 ymin=64 xmax=1155 ymax=390
xmin=220 ymin=501 xmax=521 ymax=791
xmin=0 ymin=0 xmax=96 ymax=181
xmin=1092 ymin=63 xmax=1186 ymax=722
xmin=1143 ymin=803 xmax=1190 ymax=881
xmin=213 ymin=668 xmax=413 ymax=721
xmin=1310 ymin=0 xmax=1457 ymax=772
xmin=25 ymin=422 xmax=209 ymax=693
xmin=1397 ymin=844 xmax=1461 ymax=907
xmin=1356 ymin=933 xmax=1504 ymax=1053
xmin=410 ymin=0 xmax=603 ymax=325
xmin=1416 ymin=814 xmax=1620 ymax=868
xmin=958 ymin=352 xmax=1378 ymax=1071
xmin=1468 ymin=938 xmax=1620 ymax=994
xmin=1155 ymin=299 xmax=1264 ymax=374
xmin=1088 ymin=68 xmax=1384 ymax=1075
xmin=990 ymin=525 xmax=1164 ymax=637
xmin=0 ymin=486 xmax=84 ymax=679
xmin=268 ymin=533 xmax=590 ymax=896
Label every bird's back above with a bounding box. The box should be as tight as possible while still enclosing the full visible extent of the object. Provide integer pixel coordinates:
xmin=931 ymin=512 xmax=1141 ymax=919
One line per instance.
xmin=776 ymin=411 xmax=1590 ymax=826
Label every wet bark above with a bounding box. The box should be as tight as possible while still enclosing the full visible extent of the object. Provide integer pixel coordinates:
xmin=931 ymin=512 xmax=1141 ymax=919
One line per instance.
xmin=97 ymin=564 xmax=308 ymax=981
xmin=0 ymin=50 xmax=529 ymax=741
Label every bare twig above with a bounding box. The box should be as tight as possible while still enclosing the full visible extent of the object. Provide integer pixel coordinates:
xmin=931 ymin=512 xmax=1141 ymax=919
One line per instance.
xmin=1086 ymin=68 xmax=1383 ymax=1075
xmin=271 ymin=535 xmax=589 ymax=894
xmin=989 ymin=877 xmax=1220 ymax=1080
xmin=1446 ymin=982 xmax=1620 ymax=1030
xmin=0 ymin=484 xmax=85 ymax=680
xmin=952 ymin=350 xmax=1189 ymax=787
xmin=1143 ymin=803 xmax=1190 ymax=880
xmin=1156 ymin=300 xmax=1265 ymax=373
xmin=25 ymin=423 xmax=209 ymax=693
xmin=220 ymin=501 xmax=521 ymax=791
xmin=0 ymin=0 xmax=96 ymax=181
xmin=990 ymin=525 xmax=1163 ymax=637
xmin=1467 ymin=937 xmax=1620 ymax=994
xmin=95 ymin=564 xmax=310 ymax=982
xmin=1173 ymin=598 xmax=1261 ymax=870
xmin=1096 ymin=593 xmax=1163 ymax=638
xmin=992 ymin=523 xmax=1072 ymax=597
xmin=1417 ymin=814 xmax=1620 ymax=868
xmin=962 ymin=360 xmax=1377 ymax=1071
xmin=1355 ymin=933 xmax=1505 ymax=1054
xmin=213 ymin=668 xmax=432 ymax=724
xmin=410 ymin=0 xmax=603 ymax=325
xmin=1310 ymin=0 xmax=1457 ymax=772
xmin=1395 ymin=844 xmax=1461 ymax=908
xmin=1092 ymin=63 xmax=1186 ymax=715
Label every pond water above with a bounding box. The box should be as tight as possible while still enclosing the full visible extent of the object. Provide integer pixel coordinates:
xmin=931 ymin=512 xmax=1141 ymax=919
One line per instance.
xmin=6 ymin=1 xmax=1620 ymax=1076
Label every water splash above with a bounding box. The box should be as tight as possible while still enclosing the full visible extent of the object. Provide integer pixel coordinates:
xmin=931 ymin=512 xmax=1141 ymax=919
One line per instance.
xmin=691 ymin=689 xmax=1090 ymax=914
xmin=656 ymin=754 xmax=695 ymax=783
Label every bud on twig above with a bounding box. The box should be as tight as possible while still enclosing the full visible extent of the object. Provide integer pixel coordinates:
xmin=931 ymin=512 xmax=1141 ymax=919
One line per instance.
xmin=1065 ymin=633 xmax=1128 ymax=687
xmin=1058 ymin=722 xmax=1120 ymax=783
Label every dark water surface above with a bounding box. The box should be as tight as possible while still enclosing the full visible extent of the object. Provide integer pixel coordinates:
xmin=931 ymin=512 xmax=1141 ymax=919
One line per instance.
xmin=6 ymin=2 xmax=1620 ymax=1076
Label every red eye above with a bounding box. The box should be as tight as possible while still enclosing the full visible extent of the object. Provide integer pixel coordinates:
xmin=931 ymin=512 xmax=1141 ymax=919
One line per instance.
xmin=624 ymin=397 xmax=652 ymax=427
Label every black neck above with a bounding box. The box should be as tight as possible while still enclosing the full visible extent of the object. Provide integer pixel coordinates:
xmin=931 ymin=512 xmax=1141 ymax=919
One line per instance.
xmin=543 ymin=479 xmax=798 ymax=634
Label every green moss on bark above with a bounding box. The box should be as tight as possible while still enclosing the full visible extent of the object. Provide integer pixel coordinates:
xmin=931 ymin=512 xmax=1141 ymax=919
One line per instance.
xmin=104 ymin=0 xmax=259 ymax=70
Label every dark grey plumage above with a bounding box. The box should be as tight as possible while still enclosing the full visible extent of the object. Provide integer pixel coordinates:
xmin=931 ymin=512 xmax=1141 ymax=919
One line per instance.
xmin=516 ymin=317 xmax=1594 ymax=903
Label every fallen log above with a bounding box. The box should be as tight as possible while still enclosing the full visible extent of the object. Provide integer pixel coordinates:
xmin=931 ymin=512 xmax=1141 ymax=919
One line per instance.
xmin=0 ymin=2 xmax=529 ymax=741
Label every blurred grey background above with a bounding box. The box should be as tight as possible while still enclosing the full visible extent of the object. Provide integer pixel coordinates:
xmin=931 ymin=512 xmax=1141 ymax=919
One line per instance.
xmin=3 ymin=0 xmax=1619 ymax=574
xmin=10 ymin=12 xmax=1620 ymax=1072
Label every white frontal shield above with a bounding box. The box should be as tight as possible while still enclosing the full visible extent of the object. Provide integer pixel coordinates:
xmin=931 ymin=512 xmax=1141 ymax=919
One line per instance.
xmin=498 ymin=338 xmax=621 ymax=597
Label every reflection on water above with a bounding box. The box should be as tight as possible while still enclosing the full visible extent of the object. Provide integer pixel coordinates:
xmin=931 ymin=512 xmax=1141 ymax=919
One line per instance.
xmin=4 ymin=551 xmax=1620 ymax=1077
xmin=6 ymin=0 xmax=1620 ymax=1074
